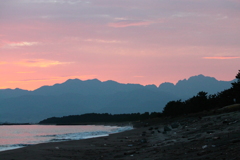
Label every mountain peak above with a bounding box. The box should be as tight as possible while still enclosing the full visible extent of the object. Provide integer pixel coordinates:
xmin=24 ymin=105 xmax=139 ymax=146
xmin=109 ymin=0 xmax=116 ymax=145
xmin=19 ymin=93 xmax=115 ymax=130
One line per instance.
xmin=159 ymin=74 xmax=232 ymax=99
xmin=103 ymin=80 xmax=118 ymax=83
xmin=87 ymin=78 xmax=101 ymax=83
xmin=64 ymin=78 xmax=82 ymax=83
xmin=187 ymin=74 xmax=217 ymax=82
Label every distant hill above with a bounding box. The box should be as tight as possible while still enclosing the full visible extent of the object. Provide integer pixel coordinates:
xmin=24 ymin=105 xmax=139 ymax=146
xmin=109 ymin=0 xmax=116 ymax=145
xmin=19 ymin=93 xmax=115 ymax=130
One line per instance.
xmin=0 ymin=75 xmax=234 ymax=123
xmin=33 ymin=79 xmax=144 ymax=96
xmin=0 ymin=80 xmax=176 ymax=123
xmin=158 ymin=74 xmax=234 ymax=99
xmin=0 ymin=88 xmax=30 ymax=100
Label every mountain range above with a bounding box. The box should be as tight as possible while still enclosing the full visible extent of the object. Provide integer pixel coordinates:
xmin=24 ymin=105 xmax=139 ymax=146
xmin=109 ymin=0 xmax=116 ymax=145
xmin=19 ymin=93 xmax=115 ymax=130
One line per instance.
xmin=0 ymin=74 xmax=234 ymax=123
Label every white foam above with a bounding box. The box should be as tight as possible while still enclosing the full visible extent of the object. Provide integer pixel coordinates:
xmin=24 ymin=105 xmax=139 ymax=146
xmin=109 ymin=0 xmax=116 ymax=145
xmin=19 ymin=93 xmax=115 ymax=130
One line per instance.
xmin=0 ymin=144 xmax=30 ymax=152
xmin=50 ymin=126 xmax=133 ymax=142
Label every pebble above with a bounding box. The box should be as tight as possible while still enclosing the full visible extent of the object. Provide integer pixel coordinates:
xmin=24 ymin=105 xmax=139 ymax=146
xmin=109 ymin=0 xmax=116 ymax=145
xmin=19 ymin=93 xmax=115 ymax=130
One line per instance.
xmin=202 ymin=145 xmax=208 ymax=149
xmin=164 ymin=125 xmax=172 ymax=131
xmin=171 ymin=122 xmax=180 ymax=129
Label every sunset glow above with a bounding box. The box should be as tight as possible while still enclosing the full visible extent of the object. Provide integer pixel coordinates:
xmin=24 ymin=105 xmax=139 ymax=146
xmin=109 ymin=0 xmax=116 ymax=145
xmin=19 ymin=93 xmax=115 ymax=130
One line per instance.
xmin=0 ymin=0 xmax=239 ymax=90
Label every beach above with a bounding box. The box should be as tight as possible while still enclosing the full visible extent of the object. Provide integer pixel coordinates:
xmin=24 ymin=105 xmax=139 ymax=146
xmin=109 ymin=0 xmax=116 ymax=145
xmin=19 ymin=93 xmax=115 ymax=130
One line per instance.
xmin=1 ymin=110 xmax=239 ymax=160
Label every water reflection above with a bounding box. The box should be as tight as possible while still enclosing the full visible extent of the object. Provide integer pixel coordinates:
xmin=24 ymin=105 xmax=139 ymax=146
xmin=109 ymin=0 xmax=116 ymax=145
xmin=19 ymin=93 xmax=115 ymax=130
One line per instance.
xmin=0 ymin=125 xmax=120 ymax=145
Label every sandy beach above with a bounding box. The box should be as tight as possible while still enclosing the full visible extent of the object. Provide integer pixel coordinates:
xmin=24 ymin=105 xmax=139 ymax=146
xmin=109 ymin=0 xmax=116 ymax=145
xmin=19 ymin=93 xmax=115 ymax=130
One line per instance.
xmin=1 ymin=110 xmax=239 ymax=160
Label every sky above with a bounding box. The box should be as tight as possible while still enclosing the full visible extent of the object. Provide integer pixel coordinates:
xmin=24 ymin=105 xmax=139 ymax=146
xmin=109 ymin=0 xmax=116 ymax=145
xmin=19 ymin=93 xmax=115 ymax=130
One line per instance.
xmin=0 ymin=0 xmax=240 ymax=90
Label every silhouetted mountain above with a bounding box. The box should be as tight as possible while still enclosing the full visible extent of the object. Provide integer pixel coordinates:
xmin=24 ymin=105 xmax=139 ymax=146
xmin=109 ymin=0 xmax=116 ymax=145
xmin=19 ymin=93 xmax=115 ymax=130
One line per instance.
xmin=32 ymin=78 xmax=146 ymax=96
xmin=0 ymin=88 xmax=30 ymax=100
xmin=0 ymin=79 xmax=174 ymax=123
xmin=0 ymin=75 xmax=234 ymax=123
xmin=158 ymin=74 xmax=234 ymax=99
xmin=98 ymin=89 xmax=174 ymax=114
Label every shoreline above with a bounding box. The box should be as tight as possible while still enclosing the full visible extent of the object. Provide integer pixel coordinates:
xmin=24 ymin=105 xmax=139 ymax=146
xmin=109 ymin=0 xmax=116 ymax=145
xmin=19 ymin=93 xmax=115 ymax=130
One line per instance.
xmin=0 ymin=124 xmax=133 ymax=152
xmin=0 ymin=111 xmax=239 ymax=160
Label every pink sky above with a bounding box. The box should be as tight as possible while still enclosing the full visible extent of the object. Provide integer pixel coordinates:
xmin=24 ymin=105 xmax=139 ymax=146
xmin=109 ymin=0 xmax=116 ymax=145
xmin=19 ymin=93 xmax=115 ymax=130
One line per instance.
xmin=0 ymin=0 xmax=240 ymax=90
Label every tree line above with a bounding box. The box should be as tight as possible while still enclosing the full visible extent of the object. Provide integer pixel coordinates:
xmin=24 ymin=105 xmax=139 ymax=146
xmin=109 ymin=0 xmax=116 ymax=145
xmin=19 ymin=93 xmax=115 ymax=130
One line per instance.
xmin=162 ymin=70 xmax=240 ymax=116
xmin=39 ymin=112 xmax=161 ymax=124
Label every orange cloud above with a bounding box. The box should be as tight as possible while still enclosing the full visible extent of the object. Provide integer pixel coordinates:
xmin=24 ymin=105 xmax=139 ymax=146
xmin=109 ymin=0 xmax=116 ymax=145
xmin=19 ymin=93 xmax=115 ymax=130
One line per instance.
xmin=108 ymin=20 xmax=153 ymax=28
xmin=0 ymin=86 xmax=9 ymax=89
xmin=16 ymin=59 xmax=74 ymax=67
xmin=203 ymin=56 xmax=240 ymax=59
xmin=0 ymin=62 xmax=7 ymax=65
xmin=8 ymin=79 xmax=52 ymax=83
xmin=8 ymin=75 xmax=97 ymax=83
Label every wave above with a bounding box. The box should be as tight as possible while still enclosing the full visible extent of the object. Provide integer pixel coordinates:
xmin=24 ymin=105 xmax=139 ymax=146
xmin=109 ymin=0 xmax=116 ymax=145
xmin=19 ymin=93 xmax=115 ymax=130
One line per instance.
xmin=48 ymin=126 xmax=133 ymax=142
xmin=0 ymin=144 xmax=32 ymax=152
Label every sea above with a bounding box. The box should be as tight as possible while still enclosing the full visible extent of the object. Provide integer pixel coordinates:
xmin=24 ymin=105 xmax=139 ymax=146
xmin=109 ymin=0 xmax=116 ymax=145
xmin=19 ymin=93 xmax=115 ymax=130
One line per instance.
xmin=0 ymin=124 xmax=133 ymax=152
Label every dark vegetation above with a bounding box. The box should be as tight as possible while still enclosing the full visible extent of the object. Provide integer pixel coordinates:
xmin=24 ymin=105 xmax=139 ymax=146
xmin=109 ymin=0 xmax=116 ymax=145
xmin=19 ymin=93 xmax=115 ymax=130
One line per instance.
xmin=39 ymin=70 xmax=240 ymax=124
xmin=163 ymin=70 xmax=240 ymax=116
xmin=0 ymin=123 xmax=31 ymax=125
xmin=39 ymin=112 xmax=161 ymax=124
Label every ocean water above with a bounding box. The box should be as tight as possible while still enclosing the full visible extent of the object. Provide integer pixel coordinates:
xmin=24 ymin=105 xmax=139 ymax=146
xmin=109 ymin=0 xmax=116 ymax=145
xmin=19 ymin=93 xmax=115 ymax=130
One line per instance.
xmin=0 ymin=125 xmax=133 ymax=152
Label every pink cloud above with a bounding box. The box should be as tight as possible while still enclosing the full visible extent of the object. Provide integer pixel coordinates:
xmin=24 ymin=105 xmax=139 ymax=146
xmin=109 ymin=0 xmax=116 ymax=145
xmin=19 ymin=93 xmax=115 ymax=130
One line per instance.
xmin=0 ymin=41 xmax=40 ymax=48
xmin=108 ymin=20 xmax=153 ymax=28
xmin=133 ymin=76 xmax=144 ymax=78
xmin=203 ymin=56 xmax=240 ymax=60
xmin=0 ymin=0 xmax=239 ymax=90
xmin=8 ymin=42 xmax=39 ymax=47
xmin=84 ymin=39 xmax=124 ymax=43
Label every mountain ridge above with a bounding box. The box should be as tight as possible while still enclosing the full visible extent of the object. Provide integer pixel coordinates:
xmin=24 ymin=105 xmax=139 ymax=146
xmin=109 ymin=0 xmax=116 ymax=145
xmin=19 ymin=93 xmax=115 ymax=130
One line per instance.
xmin=0 ymin=75 xmax=235 ymax=123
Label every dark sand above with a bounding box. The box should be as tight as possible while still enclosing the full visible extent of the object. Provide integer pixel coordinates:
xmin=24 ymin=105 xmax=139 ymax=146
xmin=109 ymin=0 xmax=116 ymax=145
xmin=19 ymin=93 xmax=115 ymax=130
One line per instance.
xmin=1 ymin=111 xmax=240 ymax=160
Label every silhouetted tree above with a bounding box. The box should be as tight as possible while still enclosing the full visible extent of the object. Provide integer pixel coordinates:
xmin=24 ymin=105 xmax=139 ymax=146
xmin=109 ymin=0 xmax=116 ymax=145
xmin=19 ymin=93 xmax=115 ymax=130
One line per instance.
xmin=184 ymin=91 xmax=209 ymax=113
xmin=235 ymin=70 xmax=240 ymax=82
xmin=162 ymin=70 xmax=240 ymax=117
xmin=163 ymin=100 xmax=185 ymax=116
xmin=231 ymin=70 xmax=240 ymax=103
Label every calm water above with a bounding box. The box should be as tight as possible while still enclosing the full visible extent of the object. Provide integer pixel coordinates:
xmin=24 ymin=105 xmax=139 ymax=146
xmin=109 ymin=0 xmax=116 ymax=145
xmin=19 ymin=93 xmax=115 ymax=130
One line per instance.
xmin=0 ymin=125 xmax=133 ymax=152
